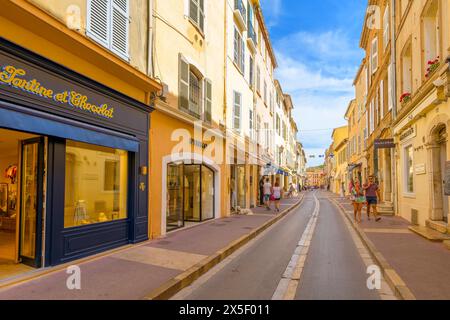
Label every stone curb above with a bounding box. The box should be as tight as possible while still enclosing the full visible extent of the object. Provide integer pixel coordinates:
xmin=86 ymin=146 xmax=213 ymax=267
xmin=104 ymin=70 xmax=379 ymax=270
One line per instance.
xmin=144 ymin=195 xmax=306 ymax=300
xmin=331 ymin=198 xmax=416 ymax=301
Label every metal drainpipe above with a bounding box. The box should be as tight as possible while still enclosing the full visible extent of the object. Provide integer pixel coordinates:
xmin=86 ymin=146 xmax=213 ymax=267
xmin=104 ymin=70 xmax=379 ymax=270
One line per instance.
xmin=147 ymin=0 xmax=154 ymax=78
xmin=390 ymin=0 xmax=398 ymax=213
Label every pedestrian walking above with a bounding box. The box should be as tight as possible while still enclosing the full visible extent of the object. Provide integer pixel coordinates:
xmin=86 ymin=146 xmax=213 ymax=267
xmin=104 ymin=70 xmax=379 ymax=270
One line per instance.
xmin=263 ymin=178 xmax=272 ymax=210
xmin=363 ymin=175 xmax=381 ymax=222
xmin=259 ymin=177 xmax=265 ymax=206
xmin=271 ymin=182 xmax=282 ymax=213
xmin=351 ymin=180 xmax=365 ymax=223
xmin=287 ymin=183 xmax=296 ymax=198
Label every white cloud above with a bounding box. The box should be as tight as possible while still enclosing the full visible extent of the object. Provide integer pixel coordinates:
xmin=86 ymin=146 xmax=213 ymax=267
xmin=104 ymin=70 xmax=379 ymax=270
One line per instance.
xmin=261 ymin=0 xmax=283 ymax=27
xmin=276 ymin=52 xmax=354 ymax=93
xmin=272 ymin=29 xmax=362 ymax=167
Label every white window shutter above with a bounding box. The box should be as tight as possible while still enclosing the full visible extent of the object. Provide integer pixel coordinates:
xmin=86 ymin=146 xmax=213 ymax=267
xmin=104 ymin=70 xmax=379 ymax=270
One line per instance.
xmin=388 ymin=63 xmax=393 ymax=111
xmin=179 ymin=54 xmax=190 ymax=110
xmin=371 ymin=37 xmax=378 ymax=74
xmin=380 ymin=80 xmax=384 ymax=119
xmin=383 ymin=6 xmax=389 ymax=49
xmin=111 ymin=0 xmax=129 ymax=60
xmin=87 ymin=0 xmax=110 ymax=48
xmin=204 ymin=79 xmax=212 ymax=123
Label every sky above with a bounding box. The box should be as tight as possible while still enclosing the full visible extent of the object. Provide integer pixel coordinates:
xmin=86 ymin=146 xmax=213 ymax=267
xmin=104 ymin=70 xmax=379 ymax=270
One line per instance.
xmin=260 ymin=0 xmax=367 ymax=167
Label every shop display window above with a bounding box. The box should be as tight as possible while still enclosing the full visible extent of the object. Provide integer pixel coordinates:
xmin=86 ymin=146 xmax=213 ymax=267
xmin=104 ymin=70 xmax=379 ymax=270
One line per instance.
xmin=64 ymin=140 xmax=128 ymax=228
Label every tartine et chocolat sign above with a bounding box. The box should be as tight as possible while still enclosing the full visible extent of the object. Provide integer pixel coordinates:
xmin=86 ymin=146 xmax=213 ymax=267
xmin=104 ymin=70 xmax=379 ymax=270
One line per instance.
xmin=0 ymin=65 xmax=115 ymax=119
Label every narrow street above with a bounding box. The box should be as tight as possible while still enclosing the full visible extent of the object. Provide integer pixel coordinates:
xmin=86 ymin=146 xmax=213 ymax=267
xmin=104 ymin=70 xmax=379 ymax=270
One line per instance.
xmin=173 ymin=191 xmax=387 ymax=300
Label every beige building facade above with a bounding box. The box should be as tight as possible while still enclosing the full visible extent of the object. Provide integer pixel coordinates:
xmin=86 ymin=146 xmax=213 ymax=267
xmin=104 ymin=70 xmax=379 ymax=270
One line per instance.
xmin=392 ymin=0 xmax=450 ymax=232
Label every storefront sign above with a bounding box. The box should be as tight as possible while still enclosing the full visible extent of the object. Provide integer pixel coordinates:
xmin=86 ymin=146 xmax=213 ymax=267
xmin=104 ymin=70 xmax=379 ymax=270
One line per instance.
xmin=374 ymin=139 xmax=395 ymax=149
xmin=445 ymin=161 xmax=450 ymax=196
xmin=0 ymin=65 xmax=115 ymax=119
xmin=414 ymin=163 xmax=426 ymax=175
xmin=190 ymin=138 xmax=208 ymax=149
xmin=400 ymin=126 xmax=416 ymax=142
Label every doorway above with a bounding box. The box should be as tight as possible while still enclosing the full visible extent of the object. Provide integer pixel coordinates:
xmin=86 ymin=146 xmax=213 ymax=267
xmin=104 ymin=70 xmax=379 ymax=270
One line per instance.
xmin=166 ymin=163 xmax=215 ymax=231
xmin=438 ymin=127 xmax=448 ymax=223
xmin=0 ymin=128 xmax=43 ymax=279
xmin=430 ymin=124 xmax=448 ymax=223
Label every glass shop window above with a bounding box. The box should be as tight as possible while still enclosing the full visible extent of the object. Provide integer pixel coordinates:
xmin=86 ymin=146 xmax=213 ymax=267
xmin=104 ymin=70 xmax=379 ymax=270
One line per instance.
xmin=64 ymin=140 xmax=128 ymax=228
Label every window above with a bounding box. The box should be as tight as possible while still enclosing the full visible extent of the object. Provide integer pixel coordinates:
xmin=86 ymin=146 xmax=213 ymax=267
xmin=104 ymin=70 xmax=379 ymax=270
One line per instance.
xmin=179 ymin=55 xmax=211 ymax=121
xmin=256 ymin=65 xmax=261 ymax=94
xmin=189 ymin=0 xmax=205 ymax=33
xmin=401 ymin=42 xmax=412 ymax=95
xmin=404 ymin=145 xmax=414 ymax=194
xmin=276 ymin=115 xmax=280 ymax=135
xmin=422 ymin=0 xmax=440 ymax=75
xmin=269 ymin=92 xmax=273 ymax=113
xmin=264 ymin=123 xmax=269 ymax=148
xmin=249 ymin=56 xmax=254 ymax=87
xmin=249 ymin=109 xmax=254 ymax=140
xmin=87 ymin=0 xmax=130 ymax=60
xmin=233 ymin=91 xmax=242 ymax=131
xmin=383 ymin=6 xmax=390 ymax=50
xmin=64 ymin=140 xmax=128 ymax=228
xmin=234 ymin=28 xmax=245 ymax=73
xmin=371 ymin=37 xmax=378 ymax=74
xmin=189 ymin=70 xmax=201 ymax=116
xmin=263 ymin=81 xmax=267 ymax=105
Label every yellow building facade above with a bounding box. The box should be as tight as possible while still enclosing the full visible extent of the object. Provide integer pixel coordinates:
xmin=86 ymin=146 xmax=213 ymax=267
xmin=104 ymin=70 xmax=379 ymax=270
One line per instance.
xmin=0 ymin=0 xmax=160 ymax=268
xmin=330 ymin=126 xmax=349 ymax=195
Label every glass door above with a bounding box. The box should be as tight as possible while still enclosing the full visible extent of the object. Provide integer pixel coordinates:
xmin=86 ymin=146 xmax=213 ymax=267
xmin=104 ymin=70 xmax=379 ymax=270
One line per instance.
xmin=167 ymin=163 xmax=184 ymax=231
xmin=184 ymin=165 xmax=201 ymax=222
xmin=19 ymin=138 xmax=44 ymax=267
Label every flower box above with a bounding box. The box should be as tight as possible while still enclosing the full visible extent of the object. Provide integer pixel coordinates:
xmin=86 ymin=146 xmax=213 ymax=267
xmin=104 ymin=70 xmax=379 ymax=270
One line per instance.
xmin=425 ymin=56 xmax=440 ymax=78
xmin=400 ymin=92 xmax=411 ymax=106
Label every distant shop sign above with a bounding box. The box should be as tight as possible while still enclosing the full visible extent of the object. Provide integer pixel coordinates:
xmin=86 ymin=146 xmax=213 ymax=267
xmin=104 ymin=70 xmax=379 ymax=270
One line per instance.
xmin=374 ymin=139 xmax=395 ymax=149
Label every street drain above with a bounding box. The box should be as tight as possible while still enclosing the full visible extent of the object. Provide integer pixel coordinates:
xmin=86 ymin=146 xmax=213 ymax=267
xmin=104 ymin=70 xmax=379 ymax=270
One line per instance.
xmin=243 ymin=227 xmax=253 ymax=230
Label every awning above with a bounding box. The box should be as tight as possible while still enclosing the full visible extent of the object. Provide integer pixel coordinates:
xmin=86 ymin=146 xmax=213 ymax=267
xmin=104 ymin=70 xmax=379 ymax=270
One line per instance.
xmin=0 ymin=103 xmax=139 ymax=152
xmin=347 ymin=163 xmax=362 ymax=172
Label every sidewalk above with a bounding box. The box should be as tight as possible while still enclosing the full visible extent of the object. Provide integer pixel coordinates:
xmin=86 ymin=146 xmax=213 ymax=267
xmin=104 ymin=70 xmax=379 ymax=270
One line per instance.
xmin=332 ymin=194 xmax=450 ymax=300
xmin=0 ymin=195 xmax=303 ymax=300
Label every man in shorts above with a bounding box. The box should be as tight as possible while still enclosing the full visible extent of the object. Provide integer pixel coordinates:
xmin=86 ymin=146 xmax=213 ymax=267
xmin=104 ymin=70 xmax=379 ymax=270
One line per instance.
xmin=263 ymin=178 xmax=272 ymax=210
xmin=364 ymin=175 xmax=381 ymax=222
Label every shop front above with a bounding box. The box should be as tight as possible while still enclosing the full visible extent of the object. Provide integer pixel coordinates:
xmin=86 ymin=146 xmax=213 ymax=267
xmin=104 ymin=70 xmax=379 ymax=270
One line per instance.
xmin=151 ymin=110 xmax=223 ymax=236
xmin=0 ymin=39 xmax=151 ymax=268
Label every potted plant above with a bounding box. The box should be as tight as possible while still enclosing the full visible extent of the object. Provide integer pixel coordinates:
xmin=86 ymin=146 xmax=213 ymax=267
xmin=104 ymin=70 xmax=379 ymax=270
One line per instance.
xmin=425 ymin=56 xmax=440 ymax=78
xmin=400 ymin=92 xmax=411 ymax=106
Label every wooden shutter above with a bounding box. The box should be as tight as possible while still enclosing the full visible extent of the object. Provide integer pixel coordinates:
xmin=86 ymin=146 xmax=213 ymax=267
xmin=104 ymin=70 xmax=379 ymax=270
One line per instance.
xmin=87 ymin=0 xmax=110 ymax=48
xmin=190 ymin=0 xmax=199 ymax=24
xmin=233 ymin=91 xmax=241 ymax=130
xmin=380 ymin=80 xmax=384 ymax=119
xmin=179 ymin=54 xmax=190 ymax=111
xmin=234 ymin=29 xmax=239 ymax=65
xmin=111 ymin=0 xmax=129 ymax=60
xmin=204 ymin=79 xmax=212 ymax=123
xmin=240 ymin=38 xmax=245 ymax=72
xmin=199 ymin=0 xmax=205 ymax=32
